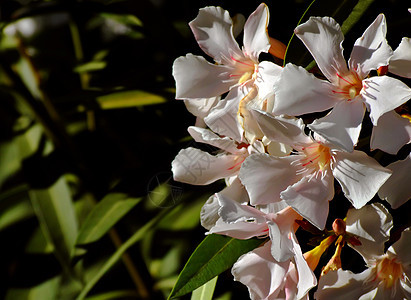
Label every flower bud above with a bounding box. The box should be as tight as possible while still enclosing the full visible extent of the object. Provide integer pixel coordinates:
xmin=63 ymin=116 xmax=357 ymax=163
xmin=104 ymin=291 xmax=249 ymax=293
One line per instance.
xmin=332 ymin=218 xmax=346 ymax=236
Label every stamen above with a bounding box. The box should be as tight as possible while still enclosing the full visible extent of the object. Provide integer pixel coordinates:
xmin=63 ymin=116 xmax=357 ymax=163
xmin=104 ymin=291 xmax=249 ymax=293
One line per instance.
xmin=336 ymin=73 xmax=355 ymax=86
xmin=230 ymin=56 xmax=254 ymax=67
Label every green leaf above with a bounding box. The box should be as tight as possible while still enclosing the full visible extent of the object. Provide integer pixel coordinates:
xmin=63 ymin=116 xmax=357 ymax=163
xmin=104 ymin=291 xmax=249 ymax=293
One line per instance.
xmin=29 ymin=176 xmax=80 ymax=277
xmin=97 ymin=90 xmax=166 ymax=109
xmin=168 ymin=234 xmax=266 ymax=299
xmin=0 ymin=185 xmax=33 ymax=231
xmin=74 ymin=61 xmax=107 ymax=73
xmin=76 ymin=193 xmax=142 ymax=245
xmin=84 ymin=290 xmax=138 ymax=300
xmin=191 ymin=276 xmax=218 ymax=300
xmin=100 ymin=13 xmax=143 ymax=27
xmin=5 ymin=276 xmax=61 ymax=300
xmin=25 ymin=226 xmax=54 ymax=254
xmin=340 ymin=0 xmax=376 ymax=35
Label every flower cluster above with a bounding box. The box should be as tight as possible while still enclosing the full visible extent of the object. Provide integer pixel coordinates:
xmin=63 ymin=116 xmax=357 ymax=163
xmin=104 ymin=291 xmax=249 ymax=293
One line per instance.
xmin=171 ymin=3 xmax=411 ymax=299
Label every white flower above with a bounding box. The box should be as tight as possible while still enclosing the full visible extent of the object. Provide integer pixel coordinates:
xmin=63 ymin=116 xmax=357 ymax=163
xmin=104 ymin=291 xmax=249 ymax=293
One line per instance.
xmin=272 ymin=15 xmax=411 ymax=152
xmin=239 ymin=111 xmax=392 ymax=229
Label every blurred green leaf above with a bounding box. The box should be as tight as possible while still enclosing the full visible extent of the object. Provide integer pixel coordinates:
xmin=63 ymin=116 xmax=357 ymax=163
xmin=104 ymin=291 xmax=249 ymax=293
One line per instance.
xmin=191 ymin=276 xmax=218 ymax=300
xmin=97 ymin=90 xmax=166 ymax=109
xmin=0 ymin=185 xmax=33 ymax=231
xmin=84 ymin=290 xmax=138 ymax=300
xmin=76 ymin=193 xmax=142 ymax=246
xmin=100 ymin=13 xmax=143 ymax=27
xmin=25 ymin=226 xmax=54 ymax=254
xmin=5 ymin=276 xmax=61 ymax=300
xmin=168 ymin=235 xmax=266 ymax=299
xmin=74 ymin=61 xmax=107 ymax=73
xmin=29 ymin=176 xmax=81 ymax=276
xmin=340 ymin=0 xmax=375 ymax=34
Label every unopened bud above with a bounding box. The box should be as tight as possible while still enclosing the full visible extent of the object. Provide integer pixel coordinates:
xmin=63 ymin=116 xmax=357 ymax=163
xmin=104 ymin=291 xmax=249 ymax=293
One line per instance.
xmin=332 ymin=218 xmax=346 ymax=235
xmin=268 ymin=37 xmax=286 ymax=60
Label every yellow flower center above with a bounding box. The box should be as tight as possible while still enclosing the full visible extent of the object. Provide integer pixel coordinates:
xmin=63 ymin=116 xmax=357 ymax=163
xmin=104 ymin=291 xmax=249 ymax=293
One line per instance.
xmin=301 ymin=143 xmax=332 ymax=172
xmin=332 ymin=72 xmax=363 ymax=101
xmin=376 ymin=257 xmax=404 ymax=288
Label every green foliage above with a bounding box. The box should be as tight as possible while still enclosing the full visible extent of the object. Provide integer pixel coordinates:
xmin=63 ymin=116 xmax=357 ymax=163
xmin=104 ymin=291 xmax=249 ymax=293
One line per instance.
xmin=191 ymin=276 xmax=218 ymax=300
xmin=168 ymin=235 xmax=266 ymax=299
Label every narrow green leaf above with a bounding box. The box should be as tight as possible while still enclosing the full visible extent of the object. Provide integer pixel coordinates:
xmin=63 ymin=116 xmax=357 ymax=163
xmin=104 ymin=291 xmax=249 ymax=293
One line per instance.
xmin=25 ymin=226 xmax=54 ymax=254
xmin=340 ymin=0 xmax=375 ymax=35
xmin=100 ymin=13 xmax=143 ymax=27
xmin=85 ymin=290 xmax=138 ymax=300
xmin=191 ymin=276 xmax=218 ymax=300
xmin=74 ymin=61 xmax=107 ymax=73
xmin=5 ymin=276 xmax=61 ymax=300
xmin=97 ymin=90 xmax=166 ymax=109
xmin=0 ymin=185 xmax=33 ymax=231
xmin=76 ymin=207 xmax=171 ymax=300
xmin=29 ymin=176 xmax=80 ymax=277
xmin=76 ymin=193 xmax=142 ymax=245
xmin=168 ymin=234 xmax=266 ymax=299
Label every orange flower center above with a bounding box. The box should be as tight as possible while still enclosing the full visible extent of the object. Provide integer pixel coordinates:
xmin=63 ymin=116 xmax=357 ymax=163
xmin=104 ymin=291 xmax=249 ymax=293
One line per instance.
xmin=332 ymin=72 xmax=363 ymax=101
xmin=376 ymin=257 xmax=404 ymax=288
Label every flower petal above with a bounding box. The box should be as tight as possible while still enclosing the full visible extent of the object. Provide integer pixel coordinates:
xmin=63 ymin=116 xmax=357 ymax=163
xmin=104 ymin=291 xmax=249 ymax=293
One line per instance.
xmin=243 ymin=3 xmax=270 ymax=60
xmin=370 ymin=111 xmax=411 ymax=155
xmin=390 ymin=37 xmax=411 ymax=78
xmin=217 ymin=193 xmax=265 ymax=224
xmin=378 ymin=153 xmax=411 ymax=209
xmin=254 ymin=61 xmax=282 ymax=101
xmin=232 ymin=242 xmax=289 ymax=300
xmin=349 ymin=14 xmax=392 ymax=78
xmin=273 ymin=64 xmax=339 ymax=116
xmin=239 ymin=154 xmax=303 ymax=206
xmin=315 ymin=269 xmax=376 ymax=300
xmin=188 ymin=126 xmax=240 ymax=154
xmin=389 ymin=228 xmax=411 ymax=269
xmin=332 ymin=150 xmax=392 ymax=209
xmin=208 ymin=217 xmax=267 ymax=239
xmin=171 ymin=148 xmax=240 ymax=185
xmin=281 ymin=170 xmax=334 ymax=230
xmin=308 ymin=98 xmax=365 ymax=152
xmin=204 ymin=87 xmax=244 ymax=141
xmin=184 ymin=97 xmax=219 ymax=119
xmin=362 ymin=75 xmax=411 ymax=125
xmin=173 ymin=54 xmax=235 ymax=99
xmin=346 ymin=203 xmax=393 ymax=260
xmin=189 ymin=6 xmax=243 ymax=65
xmin=295 ymin=17 xmax=348 ymax=83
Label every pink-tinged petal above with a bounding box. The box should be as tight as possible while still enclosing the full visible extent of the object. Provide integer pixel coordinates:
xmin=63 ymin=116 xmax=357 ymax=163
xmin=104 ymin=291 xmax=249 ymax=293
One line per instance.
xmin=346 ymin=203 xmax=393 ymax=260
xmin=200 ymin=177 xmax=249 ymax=230
xmin=362 ymin=76 xmax=411 ymax=125
xmin=208 ymin=218 xmax=267 ymax=239
xmin=281 ymin=170 xmax=334 ymax=230
xmin=371 ymin=111 xmax=411 ymax=154
xmin=332 ymin=150 xmax=392 ymax=209
xmin=189 ymin=6 xmax=243 ymax=65
xmin=268 ymin=221 xmax=294 ymax=262
xmin=243 ymin=3 xmax=270 ymax=60
xmin=349 ymin=14 xmax=392 ymax=78
xmin=295 ymin=17 xmax=349 ymax=83
xmin=390 ymin=37 xmax=411 ymax=78
xmin=188 ymin=126 xmax=240 ymax=154
xmin=232 ymin=242 xmax=288 ymax=300
xmin=173 ymin=54 xmax=235 ymax=99
xmin=184 ymin=97 xmax=219 ymax=119
xmin=388 ymin=227 xmax=411 ymax=265
xmin=204 ymin=88 xmax=244 ymax=141
xmin=239 ymin=154 xmax=303 ymax=206
xmin=273 ymin=64 xmax=339 ymax=116
xmin=315 ymin=269 xmax=376 ymax=300
xmin=254 ymin=61 xmax=282 ymax=101
xmin=251 ymin=110 xmax=312 ymax=146
xmin=291 ymin=234 xmax=317 ymax=299
xmin=171 ymin=148 xmax=240 ymax=185
xmin=217 ymin=193 xmax=266 ymax=224
xmin=378 ymin=153 xmax=411 ymax=209
xmin=308 ymin=99 xmax=365 ymax=152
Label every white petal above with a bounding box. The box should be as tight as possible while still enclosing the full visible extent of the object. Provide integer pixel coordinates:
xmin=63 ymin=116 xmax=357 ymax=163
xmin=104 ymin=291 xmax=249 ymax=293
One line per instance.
xmin=173 ymin=54 xmax=235 ymax=99
xmin=295 ymin=17 xmax=349 ymax=83
xmin=254 ymin=61 xmax=282 ymax=101
xmin=243 ymin=3 xmax=270 ymax=59
xmin=232 ymin=242 xmax=289 ymax=300
xmin=183 ymin=97 xmax=219 ymax=119
xmin=188 ymin=126 xmax=240 ymax=154
xmin=189 ymin=6 xmax=243 ymax=65
xmin=362 ymin=76 xmax=411 ymax=125
xmin=315 ymin=269 xmax=376 ymax=300
xmin=349 ymin=14 xmax=392 ymax=78
xmin=273 ymin=64 xmax=339 ymax=116
xmin=281 ymin=170 xmax=334 ymax=230
xmin=332 ymin=150 xmax=392 ymax=209
xmin=378 ymin=153 xmax=411 ymax=209
xmin=390 ymin=37 xmax=411 ymax=78
xmin=388 ymin=227 xmax=411 ymax=265
xmin=370 ymin=111 xmax=411 ymax=155
xmin=171 ymin=148 xmax=240 ymax=185
xmin=204 ymin=87 xmax=244 ymax=141
xmin=251 ymin=110 xmax=312 ymax=146
xmin=217 ymin=193 xmax=266 ymax=224
xmin=346 ymin=203 xmax=393 ymax=260
xmin=239 ymin=154 xmax=302 ymax=206
xmin=208 ymin=218 xmax=267 ymax=239
xmin=308 ymin=99 xmax=365 ymax=152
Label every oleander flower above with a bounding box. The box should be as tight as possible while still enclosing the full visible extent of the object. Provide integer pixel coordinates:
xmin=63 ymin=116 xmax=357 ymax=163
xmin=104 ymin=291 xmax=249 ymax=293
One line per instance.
xmin=272 ymin=14 xmax=411 ymax=152
xmin=239 ymin=111 xmax=392 ymax=229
